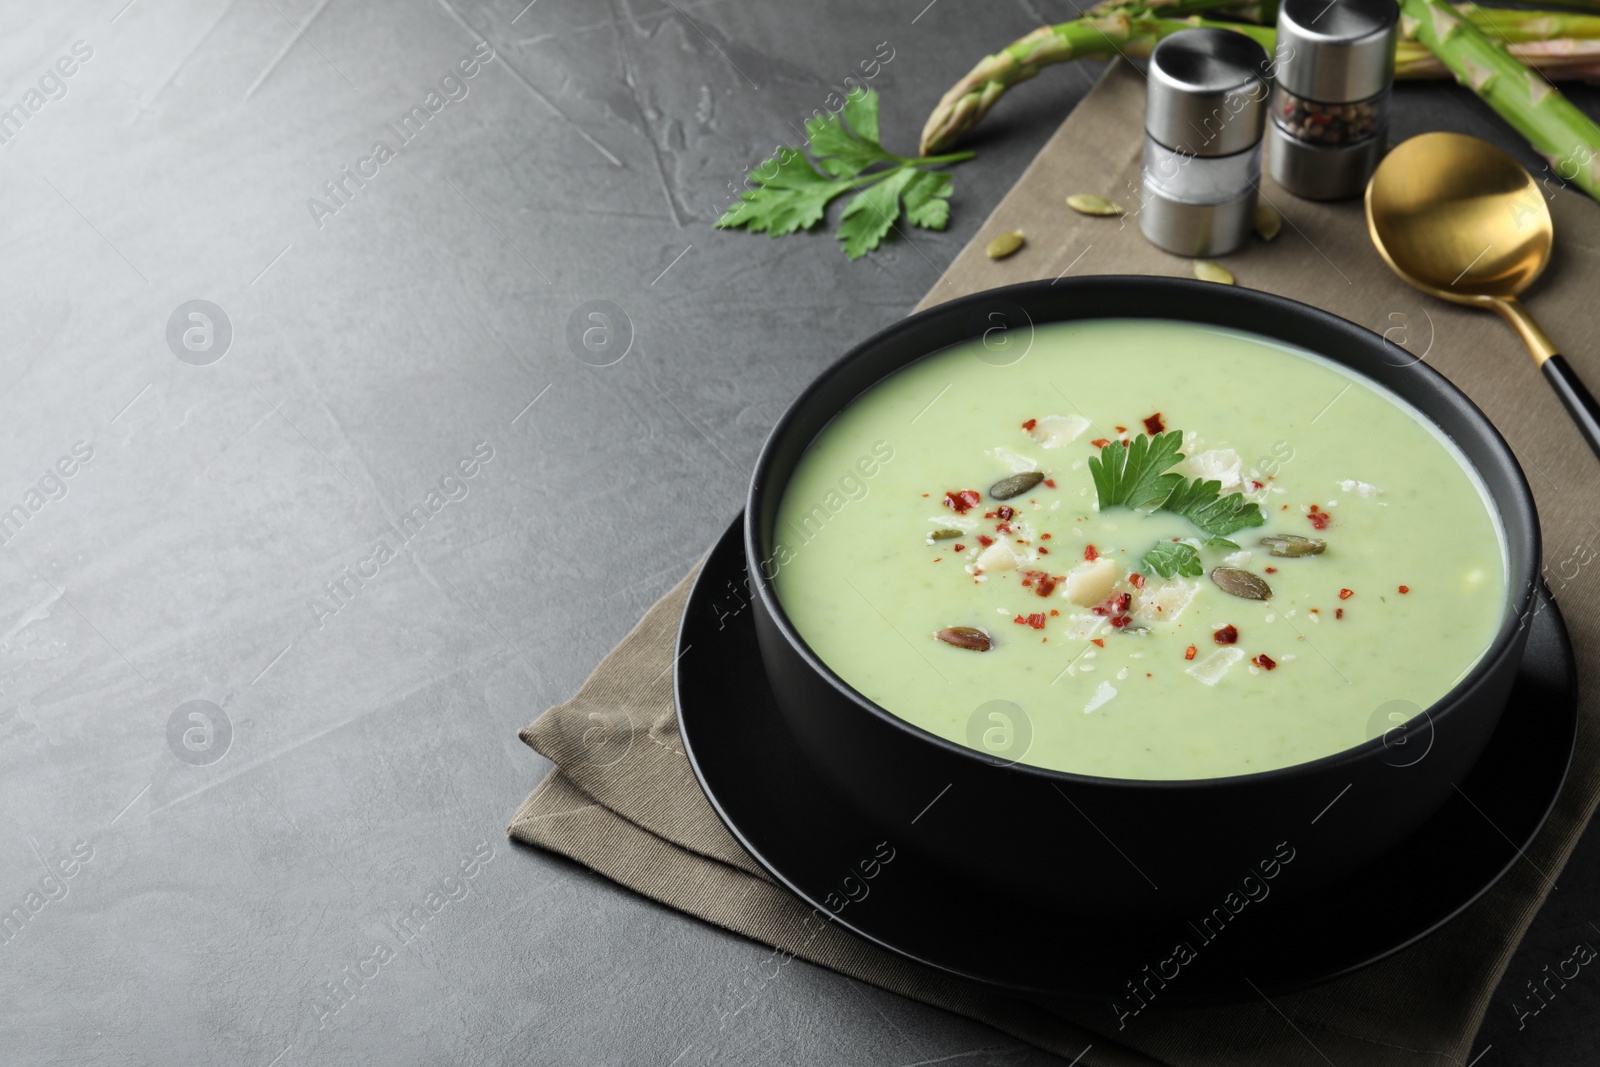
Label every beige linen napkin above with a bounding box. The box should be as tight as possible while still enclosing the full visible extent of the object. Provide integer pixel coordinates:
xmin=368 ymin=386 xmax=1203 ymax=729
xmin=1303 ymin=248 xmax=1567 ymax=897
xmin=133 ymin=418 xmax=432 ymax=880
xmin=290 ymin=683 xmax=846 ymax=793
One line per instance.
xmin=510 ymin=59 xmax=1600 ymax=1065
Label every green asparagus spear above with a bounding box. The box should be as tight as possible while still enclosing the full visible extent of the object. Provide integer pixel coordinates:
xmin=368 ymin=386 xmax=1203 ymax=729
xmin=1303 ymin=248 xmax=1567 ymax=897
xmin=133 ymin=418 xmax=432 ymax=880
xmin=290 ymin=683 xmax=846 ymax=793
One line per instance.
xmin=1402 ymin=0 xmax=1600 ymax=201
xmin=920 ymin=4 xmax=1600 ymax=157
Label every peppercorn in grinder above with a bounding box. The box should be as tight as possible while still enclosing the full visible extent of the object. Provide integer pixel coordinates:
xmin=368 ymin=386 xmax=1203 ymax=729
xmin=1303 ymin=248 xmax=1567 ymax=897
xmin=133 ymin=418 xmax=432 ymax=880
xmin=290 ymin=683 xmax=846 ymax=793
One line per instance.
xmin=1266 ymin=0 xmax=1400 ymax=201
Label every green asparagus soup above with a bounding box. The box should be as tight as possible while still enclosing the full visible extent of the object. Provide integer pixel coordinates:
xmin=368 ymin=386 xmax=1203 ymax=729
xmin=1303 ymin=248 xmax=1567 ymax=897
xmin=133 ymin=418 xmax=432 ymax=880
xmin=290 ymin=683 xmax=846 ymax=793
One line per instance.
xmin=772 ymin=319 xmax=1506 ymax=780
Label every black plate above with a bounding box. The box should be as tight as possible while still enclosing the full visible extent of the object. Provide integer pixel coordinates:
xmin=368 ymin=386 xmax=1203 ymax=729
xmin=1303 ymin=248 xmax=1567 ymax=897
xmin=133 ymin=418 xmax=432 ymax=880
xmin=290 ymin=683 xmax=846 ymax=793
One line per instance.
xmin=677 ymin=513 xmax=1577 ymax=1005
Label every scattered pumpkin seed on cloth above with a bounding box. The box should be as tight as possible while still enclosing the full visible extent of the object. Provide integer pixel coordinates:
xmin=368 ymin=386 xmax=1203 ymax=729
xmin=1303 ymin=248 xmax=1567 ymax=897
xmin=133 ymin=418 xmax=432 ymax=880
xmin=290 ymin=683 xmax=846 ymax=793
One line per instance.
xmin=1066 ymin=194 xmax=1125 ymax=216
xmin=986 ymin=230 xmax=1025 ymax=259
xmin=1255 ymin=203 xmax=1283 ymax=241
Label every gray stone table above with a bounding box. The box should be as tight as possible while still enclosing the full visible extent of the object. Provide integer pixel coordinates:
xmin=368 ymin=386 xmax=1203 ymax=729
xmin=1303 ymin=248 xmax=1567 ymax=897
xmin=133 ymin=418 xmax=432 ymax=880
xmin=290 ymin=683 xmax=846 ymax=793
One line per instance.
xmin=1 ymin=1 xmax=1595 ymax=1064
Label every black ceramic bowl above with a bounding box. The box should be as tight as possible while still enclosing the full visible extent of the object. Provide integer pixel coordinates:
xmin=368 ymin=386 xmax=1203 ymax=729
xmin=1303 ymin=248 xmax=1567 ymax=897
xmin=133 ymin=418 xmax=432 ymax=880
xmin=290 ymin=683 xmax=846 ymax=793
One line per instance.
xmin=745 ymin=277 xmax=1540 ymax=917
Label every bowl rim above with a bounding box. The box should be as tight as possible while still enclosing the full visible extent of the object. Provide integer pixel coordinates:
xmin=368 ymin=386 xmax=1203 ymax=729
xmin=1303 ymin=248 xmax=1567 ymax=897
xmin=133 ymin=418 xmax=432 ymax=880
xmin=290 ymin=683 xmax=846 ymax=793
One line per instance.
xmin=744 ymin=275 xmax=1542 ymax=790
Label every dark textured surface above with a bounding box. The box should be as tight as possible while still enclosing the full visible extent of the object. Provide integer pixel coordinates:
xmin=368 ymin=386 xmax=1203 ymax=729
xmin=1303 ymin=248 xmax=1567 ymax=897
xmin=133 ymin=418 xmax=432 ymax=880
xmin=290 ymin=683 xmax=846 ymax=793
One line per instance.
xmin=2 ymin=2 xmax=1595 ymax=1064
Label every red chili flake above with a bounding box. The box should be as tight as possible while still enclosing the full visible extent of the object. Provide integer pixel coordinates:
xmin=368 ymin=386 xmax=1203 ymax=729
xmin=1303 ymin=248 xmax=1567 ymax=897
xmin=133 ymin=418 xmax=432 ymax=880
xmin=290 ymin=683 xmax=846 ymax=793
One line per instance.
xmin=1339 ymin=588 xmax=1354 ymax=600
xmin=944 ymin=489 xmax=981 ymax=514
xmin=1281 ymin=504 xmax=1290 ymax=511
xmin=978 ymin=535 xmax=995 ymax=548
xmin=1398 ymin=585 xmax=1410 ymax=594
xmin=1043 ymin=478 xmax=1056 ymax=488
xmin=1250 ymin=479 xmax=1264 ymax=490
xmin=1026 ymin=613 xmax=1047 ymax=630
xmin=1084 ymin=544 xmax=1099 ymax=562
xmin=983 ymin=511 xmax=997 ymax=519
xmin=1253 ymin=654 xmax=1277 ymax=670
xmin=1021 ymin=418 xmax=1038 ymax=432
xmin=1091 ymin=638 xmax=1105 ymax=648
xmin=1129 ymin=572 xmax=1145 ymax=589
xmin=1214 ymin=624 xmax=1239 ymax=645
xmin=1022 ymin=571 xmax=1058 ymax=597
xmin=1038 ymin=546 xmax=1049 ymax=556
xmin=1309 ymin=608 xmax=1320 ymax=615
xmin=996 ymin=523 xmax=1012 ymax=534
xmin=1041 ymin=533 xmax=1052 ymax=540
xmin=1115 ymin=425 xmax=1128 ymax=434
xmin=996 ymin=506 xmax=1015 ymax=521
xmin=952 ymin=544 xmax=966 ymax=552
xmin=1264 ymin=567 xmax=1277 ymax=574
xmin=1335 ymin=608 xmax=1345 ymax=619
xmin=922 ymin=493 xmax=930 ymax=498
xmin=1307 ymin=504 xmax=1331 ymax=531
xmin=1049 ymin=609 xmax=1060 ymax=616
xmin=1013 ymin=615 xmax=1026 ymax=625
xmin=1184 ymin=644 xmax=1197 ymax=660
xmin=1143 ymin=412 xmax=1165 ymax=435
xmin=1109 ymin=614 xmax=1133 ymax=628
xmin=1091 ymin=438 xmax=1110 ymax=449
xmin=1114 ymin=592 xmax=1132 ymax=613
xmin=932 ymin=557 xmax=943 ymax=563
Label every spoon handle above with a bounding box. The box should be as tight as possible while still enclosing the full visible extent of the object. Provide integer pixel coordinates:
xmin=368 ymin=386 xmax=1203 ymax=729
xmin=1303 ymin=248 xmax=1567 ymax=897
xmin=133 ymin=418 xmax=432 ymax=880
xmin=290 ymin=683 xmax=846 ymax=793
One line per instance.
xmin=1542 ymin=355 xmax=1600 ymax=462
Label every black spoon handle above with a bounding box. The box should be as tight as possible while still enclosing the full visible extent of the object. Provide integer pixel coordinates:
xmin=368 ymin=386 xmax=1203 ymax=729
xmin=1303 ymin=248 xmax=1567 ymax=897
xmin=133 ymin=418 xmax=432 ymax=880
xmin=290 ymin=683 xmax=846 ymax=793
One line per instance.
xmin=1542 ymin=355 xmax=1600 ymax=462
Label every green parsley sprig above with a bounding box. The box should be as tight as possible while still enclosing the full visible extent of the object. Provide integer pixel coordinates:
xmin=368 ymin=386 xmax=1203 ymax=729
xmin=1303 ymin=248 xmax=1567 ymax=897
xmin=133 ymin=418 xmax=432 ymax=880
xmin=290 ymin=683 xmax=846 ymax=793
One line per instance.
xmin=1139 ymin=536 xmax=1243 ymax=578
xmin=1090 ymin=430 xmax=1266 ymax=539
xmin=1088 ymin=430 xmax=1185 ymax=512
xmin=1140 ymin=541 xmax=1204 ymax=579
xmin=715 ymin=90 xmax=974 ymax=260
xmin=1163 ymin=478 xmax=1265 ymax=539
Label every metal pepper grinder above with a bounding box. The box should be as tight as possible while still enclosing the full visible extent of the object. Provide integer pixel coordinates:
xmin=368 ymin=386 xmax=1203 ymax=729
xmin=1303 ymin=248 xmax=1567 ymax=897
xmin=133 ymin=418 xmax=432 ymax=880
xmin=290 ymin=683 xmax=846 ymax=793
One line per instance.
xmin=1266 ymin=0 xmax=1400 ymax=200
xmin=1140 ymin=28 xmax=1272 ymax=258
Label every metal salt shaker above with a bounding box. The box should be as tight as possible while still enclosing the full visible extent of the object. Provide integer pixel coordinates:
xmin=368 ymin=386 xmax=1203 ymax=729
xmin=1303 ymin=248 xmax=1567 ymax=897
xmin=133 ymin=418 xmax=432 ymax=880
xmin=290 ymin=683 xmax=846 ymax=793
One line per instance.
xmin=1140 ymin=28 xmax=1272 ymax=258
xmin=1266 ymin=0 xmax=1399 ymax=200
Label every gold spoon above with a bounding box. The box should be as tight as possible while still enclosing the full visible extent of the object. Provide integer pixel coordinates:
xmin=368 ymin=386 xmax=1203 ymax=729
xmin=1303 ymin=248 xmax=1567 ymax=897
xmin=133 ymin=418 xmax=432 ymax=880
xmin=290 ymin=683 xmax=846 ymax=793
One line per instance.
xmin=1365 ymin=131 xmax=1600 ymax=459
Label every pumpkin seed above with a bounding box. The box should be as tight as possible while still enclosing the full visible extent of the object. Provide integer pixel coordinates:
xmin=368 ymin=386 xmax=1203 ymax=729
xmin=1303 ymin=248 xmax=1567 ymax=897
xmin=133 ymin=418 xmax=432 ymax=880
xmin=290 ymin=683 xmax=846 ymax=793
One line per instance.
xmin=1193 ymin=260 xmax=1235 ymax=285
xmin=1255 ymin=203 xmax=1283 ymax=241
xmin=989 ymin=471 xmax=1045 ymax=499
xmin=936 ymin=626 xmax=993 ymax=651
xmin=929 ymin=528 xmax=964 ymax=541
xmin=1259 ymin=534 xmax=1327 ymax=557
xmin=1067 ymin=194 xmax=1125 ymax=217
xmin=986 ymin=230 xmax=1025 ymax=259
xmin=1210 ymin=567 xmax=1273 ymax=600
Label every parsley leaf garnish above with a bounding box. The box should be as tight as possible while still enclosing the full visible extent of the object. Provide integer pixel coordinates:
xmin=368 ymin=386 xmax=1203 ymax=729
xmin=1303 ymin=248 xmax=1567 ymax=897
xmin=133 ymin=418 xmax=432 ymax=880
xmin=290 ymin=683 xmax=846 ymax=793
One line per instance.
xmin=838 ymin=169 xmax=915 ymax=259
xmin=1140 ymin=541 xmax=1204 ymax=579
xmin=805 ymin=92 xmax=894 ymax=175
xmin=717 ymin=150 xmax=847 ymax=238
xmin=1163 ymin=478 xmax=1267 ymax=538
xmin=716 ymin=89 xmax=972 ymax=260
xmin=1088 ymin=431 xmax=1187 ymax=511
xmin=1091 ymin=430 xmax=1266 ymax=538
xmin=901 ymin=169 xmax=953 ymax=229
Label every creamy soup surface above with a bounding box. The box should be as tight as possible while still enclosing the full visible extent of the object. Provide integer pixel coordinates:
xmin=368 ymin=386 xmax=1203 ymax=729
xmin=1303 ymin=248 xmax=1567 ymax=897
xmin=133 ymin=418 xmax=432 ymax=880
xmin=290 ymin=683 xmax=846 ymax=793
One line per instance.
xmin=772 ymin=319 xmax=1507 ymax=779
